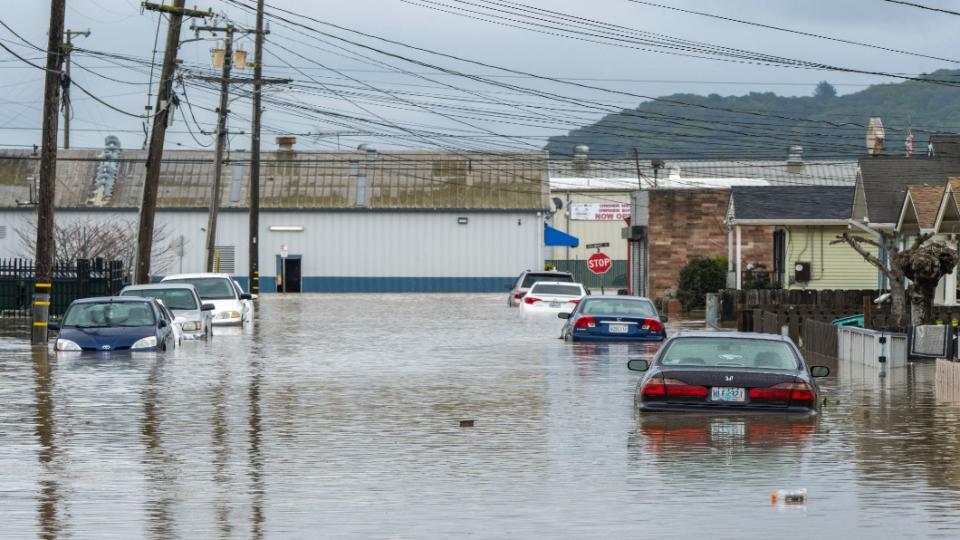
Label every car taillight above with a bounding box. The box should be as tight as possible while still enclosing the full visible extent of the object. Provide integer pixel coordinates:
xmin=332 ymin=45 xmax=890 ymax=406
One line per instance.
xmin=574 ymin=316 xmax=596 ymax=329
xmin=641 ymin=319 xmax=664 ymax=332
xmin=524 ymin=296 xmax=542 ymax=305
xmin=568 ymin=299 xmax=580 ymax=304
xmin=513 ymin=293 xmax=523 ymax=299
xmin=749 ymin=383 xmax=814 ymax=402
xmin=641 ymin=378 xmax=708 ymax=399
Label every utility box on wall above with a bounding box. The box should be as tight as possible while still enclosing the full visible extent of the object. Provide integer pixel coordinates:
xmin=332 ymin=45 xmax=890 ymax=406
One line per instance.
xmin=794 ymin=261 xmax=811 ymax=283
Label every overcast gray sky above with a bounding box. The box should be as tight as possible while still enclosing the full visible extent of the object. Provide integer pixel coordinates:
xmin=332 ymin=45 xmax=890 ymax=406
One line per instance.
xmin=1 ymin=0 xmax=956 ymax=151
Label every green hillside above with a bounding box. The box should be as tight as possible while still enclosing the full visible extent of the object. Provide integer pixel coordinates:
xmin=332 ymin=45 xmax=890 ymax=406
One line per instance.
xmin=544 ymin=70 xmax=960 ymax=160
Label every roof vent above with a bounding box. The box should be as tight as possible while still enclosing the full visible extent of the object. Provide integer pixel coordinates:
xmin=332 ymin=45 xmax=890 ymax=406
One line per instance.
xmin=866 ymin=118 xmax=885 ymax=157
xmin=573 ymin=144 xmax=589 ymax=160
xmin=787 ymin=145 xmax=804 ymax=173
xmin=276 ymin=136 xmax=296 ymax=153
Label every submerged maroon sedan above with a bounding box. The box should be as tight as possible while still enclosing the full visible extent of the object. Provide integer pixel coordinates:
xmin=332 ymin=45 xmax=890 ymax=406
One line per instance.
xmin=627 ymin=332 xmax=830 ymax=413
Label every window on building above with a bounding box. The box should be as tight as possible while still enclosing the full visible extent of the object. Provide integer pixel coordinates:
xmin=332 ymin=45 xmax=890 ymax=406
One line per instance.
xmin=0 ymin=225 xmax=6 ymax=240
xmin=214 ymin=245 xmax=235 ymax=274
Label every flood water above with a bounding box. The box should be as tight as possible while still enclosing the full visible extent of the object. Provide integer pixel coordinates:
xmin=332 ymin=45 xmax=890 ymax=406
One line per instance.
xmin=3 ymin=294 xmax=960 ymax=538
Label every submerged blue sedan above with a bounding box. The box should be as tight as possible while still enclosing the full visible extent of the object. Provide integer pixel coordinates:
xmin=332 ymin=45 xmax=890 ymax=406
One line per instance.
xmin=53 ymin=296 xmax=177 ymax=352
xmin=559 ymin=296 xmax=667 ymax=342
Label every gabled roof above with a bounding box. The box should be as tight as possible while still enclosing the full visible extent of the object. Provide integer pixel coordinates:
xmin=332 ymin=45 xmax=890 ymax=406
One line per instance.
xmin=727 ymin=185 xmax=854 ymax=223
xmin=934 ymin=177 xmax=960 ymax=233
xmin=898 ymin=183 xmax=946 ymax=234
xmin=0 ymin=148 xmax=548 ymax=210
xmin=857 ymin=156 xmax=960 ymax=225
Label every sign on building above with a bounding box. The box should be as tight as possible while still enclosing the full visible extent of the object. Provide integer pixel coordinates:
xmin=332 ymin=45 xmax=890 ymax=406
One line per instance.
xmin=569 ymin=202 xmax=631 ymax=221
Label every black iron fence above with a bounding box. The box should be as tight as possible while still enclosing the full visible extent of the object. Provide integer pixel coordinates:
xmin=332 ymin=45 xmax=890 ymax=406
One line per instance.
xmin=0 ymin=258 xmax=125 ymax=318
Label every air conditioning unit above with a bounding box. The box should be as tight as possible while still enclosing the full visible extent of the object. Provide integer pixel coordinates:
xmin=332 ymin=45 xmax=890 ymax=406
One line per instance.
xmin=794 ymin=262 xmax=811 ymax=283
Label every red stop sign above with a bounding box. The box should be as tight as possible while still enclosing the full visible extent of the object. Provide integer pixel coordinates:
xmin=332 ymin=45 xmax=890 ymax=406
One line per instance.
xmin=587 ymin=252 xmax=613 ymax=275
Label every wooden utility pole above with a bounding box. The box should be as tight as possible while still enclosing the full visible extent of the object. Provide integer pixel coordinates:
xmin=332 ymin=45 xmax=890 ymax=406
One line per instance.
xmin=135 ymin=1 xmax=211 ymax=284
xmin=61 ymin=29 xmax=90 ymax=150
xmin=32 ymin=0 xmax=67 ymax=345
xmin=203 ymin=25 xmax=235 ymax=273
xmin=248 ymin=0 xmax=266 ymax=295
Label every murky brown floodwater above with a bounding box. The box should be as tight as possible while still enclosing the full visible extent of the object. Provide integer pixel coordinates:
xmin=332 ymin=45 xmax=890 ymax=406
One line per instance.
xmin=3 ymin=294 xmax=960 ymax=538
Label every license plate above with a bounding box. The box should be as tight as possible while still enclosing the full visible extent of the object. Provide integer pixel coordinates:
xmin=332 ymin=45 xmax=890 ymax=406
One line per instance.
xmin=608 ymin=324 xmax=629 ymax=333
xmin=711 ymin=421 xmax=746 ymax=438
xmin=549 ymin=302 xmax=561 ymax=308
xmin=710 ymin=387 xmax=745 ymax=402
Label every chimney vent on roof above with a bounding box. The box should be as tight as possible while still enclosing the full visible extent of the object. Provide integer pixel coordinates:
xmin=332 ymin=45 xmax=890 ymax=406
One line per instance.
xmin=573 ymin=144 xmax=589 ymax=160
xmin=787 ymin=145 xmax=804 ymax=173
xmin=866 ymin=118 xmax=885 ymax=157
xmin=276 ymin=136 xmax=296 ymax=153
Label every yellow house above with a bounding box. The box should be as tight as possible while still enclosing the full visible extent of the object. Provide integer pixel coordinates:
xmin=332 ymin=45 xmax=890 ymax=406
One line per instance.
xmin=727 ymin=185 xmax=877 ymax=290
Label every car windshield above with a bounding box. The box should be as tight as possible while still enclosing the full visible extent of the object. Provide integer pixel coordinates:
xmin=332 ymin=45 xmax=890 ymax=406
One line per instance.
xmin=165 ymin=278 xmax=236 ymax=300
xmin=63 ymin=301 xmax=156 ymax=328
xmin=529 ymin=284 xmax=583 ymax=296
xmin=121 ymin=288 xmax=198 ymax=310
xmin=521 ymin=273 xmax=573 ymax=287
xmin=660 ymin=338 xmax=800 ymax=370
xmin=578 ymin=298 xmax=655 ymax=317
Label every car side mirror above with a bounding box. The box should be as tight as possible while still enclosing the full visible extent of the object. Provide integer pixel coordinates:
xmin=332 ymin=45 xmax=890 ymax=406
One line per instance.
xmin=201 ymin=303 xmax=216 ymax=311
xmin=810 ymin=366 xmax=830 ymax=378
xmin=251 ymin=294 xmax=259 ymax=300
xmin=627 ymin=359 xmax=650 ymax=372
xmin=47 ymin=322 xmax=60 ymax=331
xmin=158 ymin=319 xmax=167 ymax=328
xmin=240 ymin=293 xmax=253 ymax=301
xmin=660 ymin=316 xmax=669 ymax=323
xmin=558 ymin=312 xmax=570 ymax=319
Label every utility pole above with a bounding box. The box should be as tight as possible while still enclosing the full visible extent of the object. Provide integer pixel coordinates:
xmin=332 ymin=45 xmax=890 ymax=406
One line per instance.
xmin=135 ymin=1 xmax=211 ymax=285
xmin=32 ymin=0 xmax=67 ymax=345
xmin=249 ymin=0 xmax=266 ymax=295
xmin=200 ymin=25 xmax=235 ymax=273
xmin=61 ymin=29 xmax=90 ymax=150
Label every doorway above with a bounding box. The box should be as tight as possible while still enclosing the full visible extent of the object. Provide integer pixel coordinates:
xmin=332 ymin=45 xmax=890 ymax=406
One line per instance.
xmin=277 ymin=255 xmax=302 ymax=293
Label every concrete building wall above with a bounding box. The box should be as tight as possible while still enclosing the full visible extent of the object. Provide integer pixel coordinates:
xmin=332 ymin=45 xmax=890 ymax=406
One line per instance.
xmin=0 ymin=209 xmax=543 ymax=292
xmin=647 ymin=190 xmax=773 ymax=299
xmin=784 ymin=225 xmax=878 ymax=290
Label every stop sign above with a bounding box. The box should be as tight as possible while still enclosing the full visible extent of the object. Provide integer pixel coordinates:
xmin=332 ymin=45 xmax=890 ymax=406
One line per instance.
xmin=587 ymin=252 xmax=612 ymax=275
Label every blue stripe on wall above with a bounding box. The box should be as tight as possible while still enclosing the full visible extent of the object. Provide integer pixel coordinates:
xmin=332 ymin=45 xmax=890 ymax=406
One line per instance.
xmin=257 ymin=276 xmax=514 ymax=293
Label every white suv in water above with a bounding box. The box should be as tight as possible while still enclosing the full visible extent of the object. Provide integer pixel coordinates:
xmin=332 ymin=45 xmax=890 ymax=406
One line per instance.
xmin=161 ymin=273 xmax=253 ymax=326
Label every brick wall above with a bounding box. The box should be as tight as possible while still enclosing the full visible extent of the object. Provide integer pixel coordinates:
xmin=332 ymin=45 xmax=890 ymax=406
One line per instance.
xmin=648 ymin=190 xmax=773 ymax=299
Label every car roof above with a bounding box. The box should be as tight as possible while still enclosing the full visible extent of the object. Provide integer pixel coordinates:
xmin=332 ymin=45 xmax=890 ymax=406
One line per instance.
xmin=669 ymin=331 xmax=793 ymax=343
xmin=524 ymin=270 xmax=573 ymax=276
xmin=71 ymin=296 xmax=158 ymax=304
xmin=582 ymin=295 xmax=653 ymax=301
xmin=162 ymin=273 xmax=232 ymax=280
xmin=122 ymin=283 xmax=199 ymax=291
xmin=530 ymin=281 xmax=583 ymax=287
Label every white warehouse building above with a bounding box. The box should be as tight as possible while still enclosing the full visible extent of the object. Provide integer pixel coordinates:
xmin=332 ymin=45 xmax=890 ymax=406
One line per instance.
xmin=0 ymin=146 xmax=549 ymax=293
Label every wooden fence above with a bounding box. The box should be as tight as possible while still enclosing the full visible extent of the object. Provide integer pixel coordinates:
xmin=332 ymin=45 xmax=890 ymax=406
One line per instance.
xmin=752 ymin=310 xmax=840 ymax=361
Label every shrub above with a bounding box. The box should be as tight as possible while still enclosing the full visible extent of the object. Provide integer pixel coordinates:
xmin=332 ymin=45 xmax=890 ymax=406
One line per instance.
xmin=677 ymin=256 xmax=727 ymax=310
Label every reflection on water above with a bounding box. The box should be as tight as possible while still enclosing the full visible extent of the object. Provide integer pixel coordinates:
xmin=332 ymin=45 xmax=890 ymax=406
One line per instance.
xmin=1 ymin=295 xmax=960 ymax=538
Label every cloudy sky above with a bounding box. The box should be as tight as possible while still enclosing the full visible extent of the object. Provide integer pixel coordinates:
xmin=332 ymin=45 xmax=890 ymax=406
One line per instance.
xmin=0 ymin=0 xmax=956 ymax=151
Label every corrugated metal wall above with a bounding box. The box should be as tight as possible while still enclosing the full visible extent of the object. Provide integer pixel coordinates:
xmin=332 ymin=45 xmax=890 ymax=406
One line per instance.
xmin=0 ymin=209 xmax=543 ymax=292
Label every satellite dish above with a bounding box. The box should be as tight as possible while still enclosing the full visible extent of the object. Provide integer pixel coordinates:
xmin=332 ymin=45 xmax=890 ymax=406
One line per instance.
xmin=552 ymin=197 xmax=564 ymax=211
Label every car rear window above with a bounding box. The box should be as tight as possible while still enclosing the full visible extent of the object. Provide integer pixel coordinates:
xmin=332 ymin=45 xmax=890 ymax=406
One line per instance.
xmin=122 ymin=288 xmax=198 ymax=310
xmin=63 ymin=301 xmax=156 ymax=328
xmin=521 ymin=273 xmax=573 ymax=287
xmin=529 ymin=284 xmax=583 ymax=296
xmin=579 ymin=298 xmax=655 ymax=317
xmin=660 ymin=338 xmax=799 ymax=370
xmin=165 ymin=278 xmax=236 ymax=300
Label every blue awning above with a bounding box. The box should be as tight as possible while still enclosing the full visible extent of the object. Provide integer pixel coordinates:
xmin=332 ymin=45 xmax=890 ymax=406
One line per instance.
xmin=544 ymin=225 xmax=579 ymax=247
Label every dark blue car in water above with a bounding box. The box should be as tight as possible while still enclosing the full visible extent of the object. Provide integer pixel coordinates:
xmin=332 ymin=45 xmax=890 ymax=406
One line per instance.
xmin=559 ymin=296 xmax=667 ymax=342
xmin=52 ymin=296 xmax=176 ymax=352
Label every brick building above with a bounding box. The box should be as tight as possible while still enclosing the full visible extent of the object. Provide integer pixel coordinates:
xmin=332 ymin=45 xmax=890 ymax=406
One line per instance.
xmin=648 ymin=189 xmax=773 ymax=299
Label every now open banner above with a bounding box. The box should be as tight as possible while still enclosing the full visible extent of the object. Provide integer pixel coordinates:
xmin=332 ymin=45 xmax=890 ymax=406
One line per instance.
xmin=569 ymin=202 xmax=631 ymax=221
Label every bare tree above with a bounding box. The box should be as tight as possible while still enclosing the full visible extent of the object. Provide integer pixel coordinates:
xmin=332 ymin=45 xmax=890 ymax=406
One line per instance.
xmin=834 ymin=232 xmax=958 ymax=327
xmin=17 ymin=216 xmax=179 ymax=278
